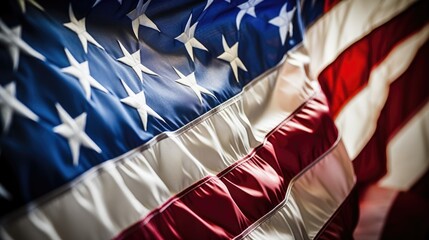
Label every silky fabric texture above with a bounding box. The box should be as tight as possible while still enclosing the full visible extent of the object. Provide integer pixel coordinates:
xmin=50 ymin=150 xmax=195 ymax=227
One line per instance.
xmin=115 ymin=93 xmax=351 ymax=239
xmin=1 ymin=51 xmax=318 ymax=240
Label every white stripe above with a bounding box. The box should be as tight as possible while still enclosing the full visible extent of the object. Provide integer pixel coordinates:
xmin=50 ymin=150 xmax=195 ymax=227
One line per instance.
xmin=1 ymin=51 xmax=316 ymax=240
xmin=353 ymin=186 xmax=399 ymax=240
xmin=354 ymin=100 xmax=429 ymax=240
xmin=379 ymin=100 xmax=429 ymax=190
xmin=245 ymin=140 xmax=355 ymax=240
xmin=335 ymin=24 xmax=429 ymax=160
xmin=304 ymin=0 xmax=416 ymax=79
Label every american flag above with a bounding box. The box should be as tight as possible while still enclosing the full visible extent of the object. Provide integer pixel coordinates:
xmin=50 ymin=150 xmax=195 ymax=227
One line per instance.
xmin=0 ymin=0 xmax=427 ymax=239
xmin=305 ymin=0 xmax=429 ymax=239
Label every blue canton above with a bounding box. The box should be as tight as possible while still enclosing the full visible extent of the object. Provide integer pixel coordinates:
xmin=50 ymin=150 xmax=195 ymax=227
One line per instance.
xmin=0 ymin=0 xmax=308 ymax=216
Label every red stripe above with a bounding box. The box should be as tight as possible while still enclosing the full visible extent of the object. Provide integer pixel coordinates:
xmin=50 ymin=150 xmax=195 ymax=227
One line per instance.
xmin=380 ymin=170 xmax=429 ymax=240
xmin=114 ymin=93 xmax=339 ymax=239
xmin=323 ymin=0 xmax=340 ymax=13
xmin=353 ymin=40 xmax=429 ymax=188
xmin=409 ymin=169 xmax=429 ymax=199
xmin=315 ymin=187 xmax=359 ymax=240
xmin=381 ymin=191 xmax=429 ymax=240
xmin=318 ymin=0 xmax=429 ymax=118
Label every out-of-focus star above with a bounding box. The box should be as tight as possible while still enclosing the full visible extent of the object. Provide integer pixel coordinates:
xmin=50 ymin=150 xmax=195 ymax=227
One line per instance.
xmin=0 ymin=81 xmax=39 ymax=132
xmin=0 ymin=184 xmax=12 ymax=200
xmin=203 ymin=0 xmax=213 ymax=11
xmin=17 ymin=0 xmax=44 ymax=13
xmin=0 ymin=20 xmax=45 ymax=71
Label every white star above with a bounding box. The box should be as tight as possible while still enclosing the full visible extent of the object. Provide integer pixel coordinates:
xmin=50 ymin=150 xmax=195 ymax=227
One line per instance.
xmin=173 ymin=67 xmax=215 ymax=104
xmin=117 ymin=41 xmax=157 ymax=82
xmin=53 ymin=103 xmax=102 ymax=166
xmin=236 ymin=0 xmax=263 ymax=30
xmin=64 ymin=4 xmax=104 ymax=53
xmin=120 ymin=80 xmax=164 ymax=131
xmin=175 ymin=14 xmax=208 ymax=62
xmin=61 ymin=48 xmax=108 ymax=99
xmin=269 ymin=3 xmax=296 ymax=45
xmin=0 ymin=184 xmax=12 ymax=200
xmin=0 ymin=82 xmax=38 ymax=132
xmin=0 ymin=20 xmax=45 ymax=71
xmin=127 ymin=0 xmax=160 ymax=38
xmin=92 ymin=0 xmax=122 ymax=8
xmin=217 ymin=35 xmax=247 ymax=82
xmin=203 ymin=0 xmax=213 ymax=11
xmin=18 ymin=0 xmax=44 ymax=13
xmin=225 ymin=0 xmax=231 ymax=3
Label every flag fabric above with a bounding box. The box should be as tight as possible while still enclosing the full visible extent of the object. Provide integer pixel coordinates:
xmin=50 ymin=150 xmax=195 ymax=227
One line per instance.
xmin=1 ymin=0 xmax=426 ymax=239
xmin=302 ymin=0 xmax=429 ymax=239
xmin=0 ymin=0 xmax=357 ymax=239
